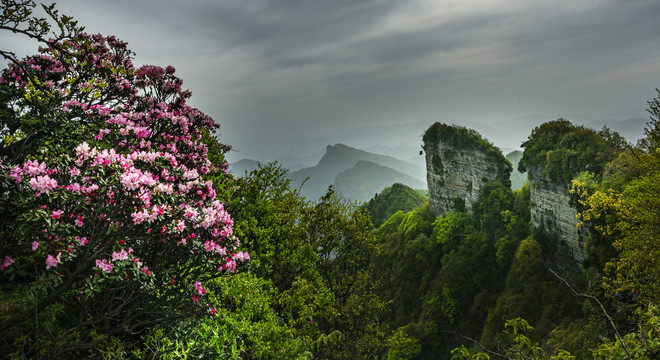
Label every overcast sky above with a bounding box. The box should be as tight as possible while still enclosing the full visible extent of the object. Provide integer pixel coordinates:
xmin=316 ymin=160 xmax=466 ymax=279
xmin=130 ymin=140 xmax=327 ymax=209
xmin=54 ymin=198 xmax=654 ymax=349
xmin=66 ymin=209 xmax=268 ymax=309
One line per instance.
xmin=3 ymin=0 xmax=660 ymax=160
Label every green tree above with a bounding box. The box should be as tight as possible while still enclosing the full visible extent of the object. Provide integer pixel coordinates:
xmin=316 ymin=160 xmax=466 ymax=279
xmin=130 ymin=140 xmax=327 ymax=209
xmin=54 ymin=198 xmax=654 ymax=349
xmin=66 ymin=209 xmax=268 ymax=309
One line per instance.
xmin=362 ymin=183 xmax=428 ymax=227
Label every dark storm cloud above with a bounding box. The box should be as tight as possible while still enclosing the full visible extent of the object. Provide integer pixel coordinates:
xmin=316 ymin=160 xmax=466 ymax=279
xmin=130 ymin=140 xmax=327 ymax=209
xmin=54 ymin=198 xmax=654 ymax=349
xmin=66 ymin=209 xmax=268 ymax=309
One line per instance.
xmin=6 ymin=0 xmax=660 ymax=159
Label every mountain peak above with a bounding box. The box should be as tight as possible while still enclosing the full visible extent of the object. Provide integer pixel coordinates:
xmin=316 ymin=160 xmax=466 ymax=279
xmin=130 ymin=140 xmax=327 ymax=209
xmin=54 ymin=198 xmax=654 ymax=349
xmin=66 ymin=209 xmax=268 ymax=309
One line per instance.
xmin=287 ymin=144 xmax=427 ymax=201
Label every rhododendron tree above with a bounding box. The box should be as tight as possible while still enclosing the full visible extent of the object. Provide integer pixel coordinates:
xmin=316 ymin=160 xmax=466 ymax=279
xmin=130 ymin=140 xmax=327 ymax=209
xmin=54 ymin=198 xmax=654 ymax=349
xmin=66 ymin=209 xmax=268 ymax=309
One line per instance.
xmin=0 ymin=1 xmax=246 ymax=355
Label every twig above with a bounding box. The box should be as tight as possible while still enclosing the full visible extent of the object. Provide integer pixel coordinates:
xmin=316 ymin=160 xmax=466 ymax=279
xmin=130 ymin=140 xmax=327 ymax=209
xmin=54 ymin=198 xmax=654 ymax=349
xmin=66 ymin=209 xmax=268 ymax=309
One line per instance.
xmin=548 ymin=268 xmax=632 ymax=360
xmin=441 ymin=329 xmax=508 ymax=359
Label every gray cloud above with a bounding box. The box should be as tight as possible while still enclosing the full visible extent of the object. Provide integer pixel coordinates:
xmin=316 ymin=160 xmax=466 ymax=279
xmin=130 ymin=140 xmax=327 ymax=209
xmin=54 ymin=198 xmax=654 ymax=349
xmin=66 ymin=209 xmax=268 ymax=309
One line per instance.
xmin=6 ymin=0 xmax=660 ymax=160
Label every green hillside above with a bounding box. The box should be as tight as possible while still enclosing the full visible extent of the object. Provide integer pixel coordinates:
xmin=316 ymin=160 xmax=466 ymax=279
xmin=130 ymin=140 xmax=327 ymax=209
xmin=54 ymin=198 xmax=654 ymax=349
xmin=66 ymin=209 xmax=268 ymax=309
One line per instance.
xmin=361 ymin=182 xmax=429 ymax=227
xmin=334 ymin=161 xmax=426 ymax=204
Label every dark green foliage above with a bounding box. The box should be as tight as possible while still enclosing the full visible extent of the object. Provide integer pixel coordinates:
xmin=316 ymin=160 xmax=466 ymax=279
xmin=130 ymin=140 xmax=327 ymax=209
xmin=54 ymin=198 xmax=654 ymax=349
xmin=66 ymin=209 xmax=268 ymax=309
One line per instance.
xmin=227 ymin=164 xmax=312 ymax=291
xmin=452 ymin=197 xmax=466 ymax=212
xmin=229 ymin=166 xmax=390 ymax=359
xmin=519 ymin=119 xmax=625 ymax=183
xmin=423 ymin=123 xmax=496 ymax=154
xmin=370 ymin=188 xmax=534 ymax=358
xmin=367 ymin=151 xmax=545 ymax=358
xmin=638 ymin=88 xmax=660 ymax=151
xmin=362 ymin=183 xmax=428 ymax=227
xmin=130 ymin=164 xmax=391 ymax=359
xmin=480 ymin=237 xmax=583 ymax=347
xmin=471 ymin=181 xmax=514 ymax=242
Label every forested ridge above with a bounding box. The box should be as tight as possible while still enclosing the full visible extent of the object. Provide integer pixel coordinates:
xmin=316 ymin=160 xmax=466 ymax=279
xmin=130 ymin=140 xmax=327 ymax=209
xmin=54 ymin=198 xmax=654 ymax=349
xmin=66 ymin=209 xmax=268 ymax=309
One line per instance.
xmin=1 ymin=2 xmax=659 ymax=359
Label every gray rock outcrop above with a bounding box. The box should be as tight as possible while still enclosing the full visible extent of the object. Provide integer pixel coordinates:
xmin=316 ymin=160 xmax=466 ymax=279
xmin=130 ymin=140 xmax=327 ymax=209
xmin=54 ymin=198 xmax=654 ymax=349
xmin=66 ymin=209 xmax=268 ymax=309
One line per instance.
xmin=527 ymin=170 xmax=587 ymax=264
xmin=423 ymin=123 xmax=511 ymax=217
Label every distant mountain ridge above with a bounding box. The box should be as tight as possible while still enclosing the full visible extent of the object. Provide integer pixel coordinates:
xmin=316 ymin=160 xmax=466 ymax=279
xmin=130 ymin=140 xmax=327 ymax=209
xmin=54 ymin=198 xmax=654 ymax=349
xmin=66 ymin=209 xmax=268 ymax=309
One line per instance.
xmin=334 ymin=160 xmax=426 ymax=203
xmin=287 ymin=144 xmax=427 ymax=202
xmin=227 ymin=159 xmax=261 ymax=176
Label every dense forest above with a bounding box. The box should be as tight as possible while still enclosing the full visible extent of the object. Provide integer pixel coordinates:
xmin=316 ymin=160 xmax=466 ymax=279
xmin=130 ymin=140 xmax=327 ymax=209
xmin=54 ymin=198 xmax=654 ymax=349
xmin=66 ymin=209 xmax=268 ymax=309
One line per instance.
xmin=1 ymin=2 xmax=659 ymax=359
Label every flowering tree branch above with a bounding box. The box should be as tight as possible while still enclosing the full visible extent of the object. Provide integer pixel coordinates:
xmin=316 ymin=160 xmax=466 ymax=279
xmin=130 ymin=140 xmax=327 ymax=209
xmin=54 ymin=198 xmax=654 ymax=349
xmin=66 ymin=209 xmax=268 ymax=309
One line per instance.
xmin=0 ymin=4 xmax=247 ymax=355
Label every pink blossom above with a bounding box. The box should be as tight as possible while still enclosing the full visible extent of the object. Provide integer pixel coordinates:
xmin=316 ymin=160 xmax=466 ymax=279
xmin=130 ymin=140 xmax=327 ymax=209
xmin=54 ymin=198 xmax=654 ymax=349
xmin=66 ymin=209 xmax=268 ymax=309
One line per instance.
xmin=0 ymin=32 xmax=246 ymax=320
xmin=174 ymin=219 xmax=186 ymax=232
xmin=233 ymin=251 xmax=250 ymax=262
xmin=203 ymin=240 xmax=216 ymax=252
xmin=95 ymin=259 xmax=113 ymax=273
xmin=23 ymin=159 xmax=47 ymax=176
xmin=183 ymin=169 xmax=199 ymax=180
xmin=46 ymin=252 xmax=61 ymax=269
xmin=154 ymin=183 xmax=173 ymax=194
xmin=29 ymin=175 xmax=58 ymax=195
xmin=141 ymin=265 xmax=151 ymax=275
xmin=75 ymin=142 xmax=92 ymax=159
xmin=131 ymin=208 xmax=157 ymax=224
xmin=76 ymin=236 xmax=89 ymax=246
xmin=82 ymin=183 xmax=99 ymax=194
xmin=131 ymin=210 xmax=146 ymax=224
xmin=65 ymin=182 xmax=82 ymax=193
xmin=220 ymin=225 xmax=233 ymax=238
xmin=193 ymin=281 xmax=206 ymax=295
xmin=9 ymin=166 xmax=23 ymax=182
xmin=1 ymin=256 xmax=14 ymax=270
xmin=112 ymin=249 xmax=129 ymax=261
xmin=139 ymin=191 xmax=152 ymax=206
xmin=222 ymin=259 xmax=237 ymax=273
xmin=184 ymin=206 xmax=197 ymax=219
xmin=132 ymin=257 xmax=143 ymax=267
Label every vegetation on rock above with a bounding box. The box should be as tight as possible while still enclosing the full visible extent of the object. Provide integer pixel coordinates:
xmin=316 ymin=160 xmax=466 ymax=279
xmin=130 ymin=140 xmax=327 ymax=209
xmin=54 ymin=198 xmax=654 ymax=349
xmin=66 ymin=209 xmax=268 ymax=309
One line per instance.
xmin=519 ymin=119 xmax=627 ymax=184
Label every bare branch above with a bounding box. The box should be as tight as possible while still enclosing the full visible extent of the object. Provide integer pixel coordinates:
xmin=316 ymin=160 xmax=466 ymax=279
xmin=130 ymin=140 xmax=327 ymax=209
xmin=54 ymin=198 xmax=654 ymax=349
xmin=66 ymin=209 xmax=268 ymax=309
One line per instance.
xmin=548 ymin=268 xmax=632 ymax=360
xmin=441 ymin=329 xmax=508 ymax=359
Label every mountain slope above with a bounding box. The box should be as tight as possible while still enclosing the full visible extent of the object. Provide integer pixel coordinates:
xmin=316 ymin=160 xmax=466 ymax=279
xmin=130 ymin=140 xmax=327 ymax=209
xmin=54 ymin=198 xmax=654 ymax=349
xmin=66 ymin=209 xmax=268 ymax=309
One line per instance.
xmin=228 ymin=159 xmax=262 ymax=176
xmin=287 ymin=144 xmax=426 ymax=201
xmin=333 ymin=161 xmax=426 ymax=203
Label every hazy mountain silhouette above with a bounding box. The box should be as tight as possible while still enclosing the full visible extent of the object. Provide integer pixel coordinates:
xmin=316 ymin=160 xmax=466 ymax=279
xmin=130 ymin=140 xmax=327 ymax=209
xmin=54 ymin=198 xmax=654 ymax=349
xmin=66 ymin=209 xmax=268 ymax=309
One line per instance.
xmin=505 ymin=150 xmax=526 ymax=190
xmin=227 ymin=159 xmax=262 ymax=176
xmin=287 ymin=144 xmax=426 ymax=201
xmin=333 ymin=160 xmax=426 ymax=203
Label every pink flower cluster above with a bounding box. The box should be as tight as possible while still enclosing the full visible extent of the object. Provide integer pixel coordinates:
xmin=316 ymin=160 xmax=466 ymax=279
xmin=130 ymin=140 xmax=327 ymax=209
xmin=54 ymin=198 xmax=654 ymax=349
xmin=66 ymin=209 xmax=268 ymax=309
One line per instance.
xmin=112 ymin=248 xmax=131 ymax=261
xmin=193 ymin=281 xmax=206 ymax=295
xmin=29 ymin=175 xmax=58 ymax=195
xmin=46 ymin=253 xmax=62 ymax=269
xmin=96 ymin=259 xmax=114 ymax=273
xmin=0 ymin=32 xmax=249 ymax=313
xmin=1 ymin=256 xmax=14 ymax=270
xmin=203 ymin=240 xmax=226 ymax=255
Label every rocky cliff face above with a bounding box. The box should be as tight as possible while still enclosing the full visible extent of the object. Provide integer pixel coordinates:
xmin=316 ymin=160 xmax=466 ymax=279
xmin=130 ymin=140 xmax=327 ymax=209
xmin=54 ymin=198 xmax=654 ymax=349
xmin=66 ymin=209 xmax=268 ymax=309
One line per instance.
xmin=528 ymin=170 xmax=586 ymax=264
xmin=517 ymin=120 xmax=625 ymax=266
xmin=423 ymin=123 xmax=511 ymax=217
